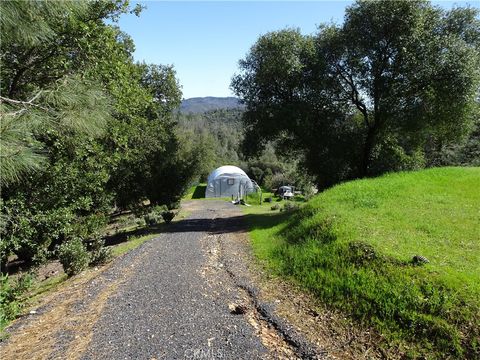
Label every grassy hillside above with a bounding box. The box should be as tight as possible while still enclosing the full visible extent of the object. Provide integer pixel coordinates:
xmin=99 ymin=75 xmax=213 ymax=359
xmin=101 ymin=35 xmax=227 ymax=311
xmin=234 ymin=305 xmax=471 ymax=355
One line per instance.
xmin=243 ymin=167 xmax=480 ymax=358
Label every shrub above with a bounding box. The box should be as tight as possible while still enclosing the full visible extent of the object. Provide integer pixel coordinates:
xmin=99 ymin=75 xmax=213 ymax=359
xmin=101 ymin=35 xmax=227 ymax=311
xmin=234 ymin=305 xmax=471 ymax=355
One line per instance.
xmin=1 ymin=197 xmax=107 ymax=266
xmin=167 ymin=201 xmax=180 ymax=210
xmin=281 ymin=202 xmax=299 ymax=212
xmin=143 ymin=205 xmax=178 ymax=226
xmin=0 ymin=273 xmax=34 ymax=329
xmin=161 ymin=211 xmax=176 ymax=224
xmin=302 ymin=186 xmax=316 ymax=201
xmin=0 ymin=198 xmax=71 ymax=265
xmin=155 ymin=205 xmax=169 ymax=212
xmin=143 ymin=205 xmax=169 ymax=226
xmin=135 ymin=217 xmax=146 ymax=227
xmin=143 ymin=212 xmax=160 ymax=226
xmin=87 ymin=236 xmax=112 ymax=266
xmin=71 ymin=213 xmax=107 ymax=243
xmin=264 ymin=197 xmax=272 ymax=203
xmin=271 ymin=204 xmax=280 ymax=211
xmin=57 ymin=239 xmax=90 ymax=276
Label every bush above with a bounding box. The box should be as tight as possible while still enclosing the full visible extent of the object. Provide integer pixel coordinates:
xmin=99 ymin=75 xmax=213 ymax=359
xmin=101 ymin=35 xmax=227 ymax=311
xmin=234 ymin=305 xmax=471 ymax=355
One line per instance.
xmin=0 ymin=198 xmax=73 ymax=265
xmin=143 ymin=205 xmax=168 ymax=226
xmin=167 ymin=201 xmax=180 ymax=210
xmin=143 ymin=205 xmax=176 ymax=225
xmin=143 ymin=212 xmax=160 ymax=226
xmin=0 ymin=273 xmax=34 ymax=329
xmin=271 ymin=204 xmax=280 ymax=211
xmin=264 ymin=197 xmax=272 ymax=203
xmin=281 ymin=202 xmax=299 ymax=212
xmin=135 ymin=217 xmax=146 ymax=227
xmin=1 ymin=197 xmax=107 ymax=266
xmin=87 ymin=236 xmax=112 ymax=266
xmin=302 ymin=186 xmax=317 ymax=201
xmin=161 ymin=211 xmax=176 ymax=224
xmin=57 ymin=239 xmax=90 ymax=276
xmin=264 ymin=172 xmax=296 ymax=191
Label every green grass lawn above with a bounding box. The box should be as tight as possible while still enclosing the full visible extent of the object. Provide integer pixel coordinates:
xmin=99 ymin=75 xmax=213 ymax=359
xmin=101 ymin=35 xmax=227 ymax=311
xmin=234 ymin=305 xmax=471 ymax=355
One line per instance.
xmin=242 ymin=167 xmax=480 ymax=358
xmin=184 ymin=183 xmax=207 ymax=199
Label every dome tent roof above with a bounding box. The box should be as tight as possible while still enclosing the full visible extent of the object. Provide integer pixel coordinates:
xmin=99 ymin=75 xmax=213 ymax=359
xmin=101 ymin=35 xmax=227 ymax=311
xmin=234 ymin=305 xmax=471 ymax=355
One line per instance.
xmin=207 ymin=166 xmax=249 ymax=182
xmin=205 ymin=165 xmax=255 ymax=199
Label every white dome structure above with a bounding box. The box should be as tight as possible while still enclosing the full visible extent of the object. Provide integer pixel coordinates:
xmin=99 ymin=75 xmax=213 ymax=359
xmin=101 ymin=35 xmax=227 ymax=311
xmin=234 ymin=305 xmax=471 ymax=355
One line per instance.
xmin=205 ymin=165 xmax=256 ymax=198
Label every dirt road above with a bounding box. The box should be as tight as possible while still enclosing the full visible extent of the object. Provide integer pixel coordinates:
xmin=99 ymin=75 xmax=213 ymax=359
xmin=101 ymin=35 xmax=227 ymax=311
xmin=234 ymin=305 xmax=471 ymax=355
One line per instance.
xmin=0 ymin=200 xmax=323 ymax=360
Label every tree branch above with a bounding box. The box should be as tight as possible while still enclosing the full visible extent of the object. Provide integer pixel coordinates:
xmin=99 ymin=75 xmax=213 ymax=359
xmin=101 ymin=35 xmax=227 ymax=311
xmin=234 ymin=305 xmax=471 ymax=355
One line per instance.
xmin=0 ymin=91 xmax=47 ymax=112
xmin=336 ymin=64 xmax=370 ymax=127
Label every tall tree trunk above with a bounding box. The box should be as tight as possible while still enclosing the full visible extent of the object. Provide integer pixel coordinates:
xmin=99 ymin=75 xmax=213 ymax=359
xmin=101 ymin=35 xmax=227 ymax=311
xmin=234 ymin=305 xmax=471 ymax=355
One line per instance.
xmin=360 ymin=126 xmax=376 ymax=178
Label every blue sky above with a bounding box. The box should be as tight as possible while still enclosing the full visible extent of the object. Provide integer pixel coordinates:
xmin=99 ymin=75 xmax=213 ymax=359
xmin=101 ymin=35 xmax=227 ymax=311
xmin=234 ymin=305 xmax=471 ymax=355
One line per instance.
xmin=117 ymin=1 xmax=479 ymax=99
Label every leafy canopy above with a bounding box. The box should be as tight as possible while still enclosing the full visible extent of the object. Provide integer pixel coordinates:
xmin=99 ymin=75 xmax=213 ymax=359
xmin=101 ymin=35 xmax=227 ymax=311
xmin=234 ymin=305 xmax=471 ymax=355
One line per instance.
xmin=232 ymin=0 xmax=480 ymax=188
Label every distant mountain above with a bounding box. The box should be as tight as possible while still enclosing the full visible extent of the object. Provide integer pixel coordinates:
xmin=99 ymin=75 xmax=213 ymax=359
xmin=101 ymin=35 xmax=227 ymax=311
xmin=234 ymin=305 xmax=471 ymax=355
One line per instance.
xmin=179 ymin=97 xmax=244 ymax=114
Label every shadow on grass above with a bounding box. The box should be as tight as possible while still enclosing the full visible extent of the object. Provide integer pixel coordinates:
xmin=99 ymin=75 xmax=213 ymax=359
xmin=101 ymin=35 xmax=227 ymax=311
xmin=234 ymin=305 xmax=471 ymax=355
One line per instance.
xmin=104 ymin=210 xmax=288 ymax=247
xmin=191 ymin=185 xmax=207 ymax=199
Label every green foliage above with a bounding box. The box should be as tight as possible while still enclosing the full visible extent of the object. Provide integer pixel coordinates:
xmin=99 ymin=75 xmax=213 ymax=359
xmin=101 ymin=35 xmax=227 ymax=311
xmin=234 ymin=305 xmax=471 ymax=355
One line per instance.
xmin=176 ymin=110 xmax=315 ymax=195
xmin=242 ymin=144 xmax=312 ymax=191
xmin=0 ymin=105 xmax=45 ymax=187
xmin=0 ymin=0 xmax=117 ymax=186
xmin=87 ymin=236 xmax=112 ymax=266
xmin=426 ymin=118 xmax=480 ymax=167
xmin=301 ymin=185 xmax=316 ymax=201
xmin=0 ymin=77 xmax=111 ymax=188
xmin=135 ymin=217 xmax=146 ymax=227
xmin=0 ymin=273 xmax=34 ymax=330
xmin=143 ymin=212 xmax=160 ymax=226
xmin=0 ymin=1 xmax=88 ymax=49
xmin=245 ymin=191 xmax=262 ymax=205
xmin=232 ymin=0 xmax=480 ymax=188
xmin=57 ymin=239 xmax=90 ymax=277
xmin=139 ymin=63 xmax=183 ymax=116
xmin=144 ymin=132 xmax=207 ymax=207
xmin=0 ymin=0 xmax=195 ymax=273
xmin=1 ymin=198 xmax=74 ymax=264
xmin=103 ymin=61 xmax=193 ymax=209
xmin=142 ymin=205 xmax=167 ymax=226
xmin=280 ymin=201 xmax=299 ymax=213
xmin=1 ymin=0 xmax=130 ymax=98
xmin=459 ymin=121 xmax=480 ymax=165
xmin=175 ymin=109 xmax=243 ymax=181
xmin=244 ymin=167 xmax=480 ymax=358
xmin=142 ymin=206 xmax=176 ymax=225
xmin=1 ymin=132 xmax=111 ymax=264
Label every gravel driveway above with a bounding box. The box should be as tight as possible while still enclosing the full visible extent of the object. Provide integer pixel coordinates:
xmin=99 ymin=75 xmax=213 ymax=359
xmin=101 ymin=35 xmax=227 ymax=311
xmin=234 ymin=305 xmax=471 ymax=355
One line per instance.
xmin=1 ymin=200 xmax=322 ymax=360
xmin=82 ymin=200 xmax=267 ymax=360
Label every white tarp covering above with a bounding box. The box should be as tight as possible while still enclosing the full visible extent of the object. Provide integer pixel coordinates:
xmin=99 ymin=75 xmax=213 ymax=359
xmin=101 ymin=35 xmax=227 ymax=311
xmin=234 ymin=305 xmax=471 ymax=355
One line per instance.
xmin=205 ymin=165 xmax=255 ymax=198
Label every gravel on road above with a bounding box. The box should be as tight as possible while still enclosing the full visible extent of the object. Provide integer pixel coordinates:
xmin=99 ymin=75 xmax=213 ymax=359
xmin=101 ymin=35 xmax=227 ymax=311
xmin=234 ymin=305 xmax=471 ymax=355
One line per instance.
xmin=1 ymin=200 xmax=326 ymax=360
xmin=82 ymin=201 xmax=267 ymax=360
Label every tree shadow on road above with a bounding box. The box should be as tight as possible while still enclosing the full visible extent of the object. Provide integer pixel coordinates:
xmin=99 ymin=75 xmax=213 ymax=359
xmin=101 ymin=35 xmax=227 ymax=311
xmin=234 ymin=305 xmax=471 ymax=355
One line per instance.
xmin=104 ymin=211 xmax=287 ymax=247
